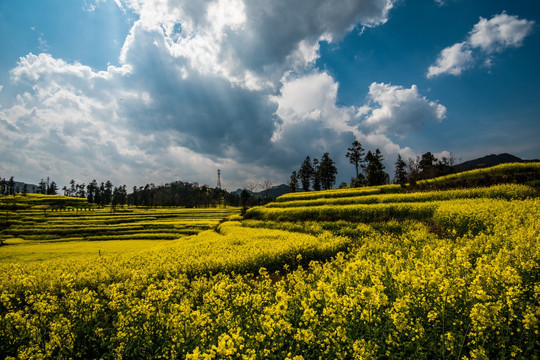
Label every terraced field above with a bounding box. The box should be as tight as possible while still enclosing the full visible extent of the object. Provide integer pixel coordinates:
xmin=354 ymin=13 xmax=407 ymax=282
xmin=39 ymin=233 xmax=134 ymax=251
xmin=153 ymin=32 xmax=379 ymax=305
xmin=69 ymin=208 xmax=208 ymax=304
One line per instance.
xmin=0 ymin=164 xmax=539 ymax=359
xmin=0 ymin=196 xmax=239 ymax=261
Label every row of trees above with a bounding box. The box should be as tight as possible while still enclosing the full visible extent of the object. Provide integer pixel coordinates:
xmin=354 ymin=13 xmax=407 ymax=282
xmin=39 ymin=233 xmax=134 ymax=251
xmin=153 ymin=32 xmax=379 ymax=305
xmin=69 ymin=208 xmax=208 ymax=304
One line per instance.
xmin=345 ymin=141 xmax=390 ymax=187
xmin=128 ymin=181 xmax=239 ymax=208
xmin=0 ymin=177 xmax=17 ymax=196
xmin=1 ymin=174 xmax=242 ymax=208
xmin=289 ymin=152 xmax=338 ymax=192
xmin=289 ymin=141 xmax=456 ymax=191
xmin=57 ymin=179 xmax=127 ymax=208
xmin=0 ymin=174 xmax=242 ymax=208
xmin=395 ymin=151 xmax=455 ymax=185
xmin=38 ymin=177 xmax=59 ymax=195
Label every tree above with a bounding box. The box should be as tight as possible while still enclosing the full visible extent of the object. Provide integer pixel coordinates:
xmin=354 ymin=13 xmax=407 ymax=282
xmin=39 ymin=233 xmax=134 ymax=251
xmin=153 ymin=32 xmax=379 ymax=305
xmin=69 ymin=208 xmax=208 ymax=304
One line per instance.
xmin=435 ymin=154 xmax=456 ymax=177
xmin=7 ymin=176 xmax=15 ymax=195
xmin=47 ymin=181 xmax=58 ymax=195
xmin=69 ymin=179 xmax=76 ymax=197
xmin=87 ymin=180 xmax=98 ymax=203
xmin=406 ymin=156 xmax=420 ymax=185
xmin=112 ymin=185 xmax=127 ymax=210
xmin=261 ymin=179 xmax=273 ymax=202
xmin=311 ymin=158 xmax=321 ymax=191
xmin=365 ymin=149 xmax=388 ymax=186
xmin=346 ymin=140 xmax=366 ymax=178
xmin=245 ymin=180 xmax=259 ymax=194
xmin=319 ymin=153 xmax=338 ymax=190
xmin=417 ymin=151 xmax=439 ymax=179
xmin=350 ymin=174 xmax=365 ymax=188
xmin=38 ymin=179 xmax=47 ymax=194
xmin=394 ymin=154 xmax=408 ymax=186
xmin=104 ymin=181 xmax=113 ymax=205
xmin=298 ymin=156 xmax=314 ymax=191
xmin=98 ymin=182 xmax=106 ymax=206
xmin=240 ymin=189 xmax=250 ymax=216
xmin=419 ymin=152 xmax=437 ymax=172
xmin=77 ymin=183 xmax=86 ymax=198
xmin=289 ymin=171 xmax=299 ymax=192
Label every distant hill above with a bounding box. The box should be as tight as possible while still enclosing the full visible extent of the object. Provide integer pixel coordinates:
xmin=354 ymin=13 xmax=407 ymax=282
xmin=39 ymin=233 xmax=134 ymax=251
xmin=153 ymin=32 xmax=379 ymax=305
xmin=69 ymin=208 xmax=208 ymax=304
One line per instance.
xmin=453 ymin=153 xmax=539 ymax=173
xmin=235 ymin=184 xmax=290 ymax=200
xmin=14 ymin=181 xmax=39 ymax=193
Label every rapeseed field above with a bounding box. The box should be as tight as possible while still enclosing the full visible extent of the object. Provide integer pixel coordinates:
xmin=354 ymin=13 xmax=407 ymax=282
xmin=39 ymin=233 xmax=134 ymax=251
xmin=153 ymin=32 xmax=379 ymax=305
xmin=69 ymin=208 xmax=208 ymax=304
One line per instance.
xmin=0 ymin=166 xmax=539 ymax=359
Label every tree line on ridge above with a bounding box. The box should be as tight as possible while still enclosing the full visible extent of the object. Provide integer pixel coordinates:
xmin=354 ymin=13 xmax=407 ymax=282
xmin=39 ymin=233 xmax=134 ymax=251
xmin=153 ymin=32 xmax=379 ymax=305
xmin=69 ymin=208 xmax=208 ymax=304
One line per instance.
xmin=288 ymin=140 xmax=456 ymax=192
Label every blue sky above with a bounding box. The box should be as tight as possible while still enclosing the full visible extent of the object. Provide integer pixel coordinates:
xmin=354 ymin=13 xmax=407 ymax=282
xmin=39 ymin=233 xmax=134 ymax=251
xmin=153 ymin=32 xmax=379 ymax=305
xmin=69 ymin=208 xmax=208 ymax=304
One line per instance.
xmin=0 ymin=0 xmax=538 ymax=190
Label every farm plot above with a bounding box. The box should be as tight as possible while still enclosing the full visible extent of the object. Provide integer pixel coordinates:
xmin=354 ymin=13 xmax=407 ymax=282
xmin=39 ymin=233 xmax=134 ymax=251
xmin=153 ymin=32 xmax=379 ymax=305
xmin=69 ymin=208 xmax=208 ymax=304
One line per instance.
xmin=0 ymin=202 xmax=240 ymax=261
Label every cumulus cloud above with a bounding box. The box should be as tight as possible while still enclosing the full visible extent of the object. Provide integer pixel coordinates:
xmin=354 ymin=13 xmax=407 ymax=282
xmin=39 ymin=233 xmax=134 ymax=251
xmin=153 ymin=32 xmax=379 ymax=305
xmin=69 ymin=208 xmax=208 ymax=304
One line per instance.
xmin=469 ymin=13 xmax=535 ymax=53
xmin=118 ymin=0 xmax=394 ymax=88
xmin=428 ymin=12 xmax=534 ymax=78
xmin=360 ymin=83 xmax=446 ymax=135
xmin=4 ymin=0 xmax=442 ymax=189
xmin=427 ymin=42 xmax=473 ymax=77
xmin=272 ymin=72 xmax=356 ymax=137
xmin=270 ymin=74 xmax=442 ymax=180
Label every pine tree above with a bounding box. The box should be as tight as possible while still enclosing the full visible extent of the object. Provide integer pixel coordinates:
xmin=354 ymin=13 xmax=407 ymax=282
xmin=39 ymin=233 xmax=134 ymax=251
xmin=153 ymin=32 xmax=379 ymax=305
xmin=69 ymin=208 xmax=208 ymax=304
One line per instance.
xmin=38 ymin=179 xmax=47 ymax=194
xmin=104 ymin=181 xmax=113 ymax=205
xmin=365 ymin=149 xmax=388 ymax=186
xmin=319 ymin=152 xmax=338 ymax=190
xmin=69 ymin=179 xmax=76 ymax=197
xmin=7 ymin=176 xmax=15 ymax=195
xmin=346 ymin=140 xmax=366 ymax=178
xmin=298 ymin=156 xmax=314 ymax=191
xmin=87 ymin=180 xmax=98 ymax=203
xmin=312 ymin=158 xmax=321 ymax=191
xmin=289 ymin=171 xmax=299 ymax=192
xmin=47 ymin=181 xmax=58 ymax=195
xmin=394 ymin=154 xmax=408 ymax=186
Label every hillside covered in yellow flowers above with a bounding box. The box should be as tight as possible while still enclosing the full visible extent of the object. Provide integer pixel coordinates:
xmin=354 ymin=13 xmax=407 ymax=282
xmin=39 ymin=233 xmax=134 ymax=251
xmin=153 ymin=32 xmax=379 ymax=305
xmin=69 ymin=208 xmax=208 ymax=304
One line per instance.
xmin=1 ymin=163 xmax=539 ymax=359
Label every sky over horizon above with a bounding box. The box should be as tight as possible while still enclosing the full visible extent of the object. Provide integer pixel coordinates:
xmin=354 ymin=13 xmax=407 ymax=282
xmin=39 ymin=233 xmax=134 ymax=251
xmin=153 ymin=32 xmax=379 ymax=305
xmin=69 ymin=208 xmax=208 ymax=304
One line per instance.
xmin=1 ymin=0 xmax=539 ymax=191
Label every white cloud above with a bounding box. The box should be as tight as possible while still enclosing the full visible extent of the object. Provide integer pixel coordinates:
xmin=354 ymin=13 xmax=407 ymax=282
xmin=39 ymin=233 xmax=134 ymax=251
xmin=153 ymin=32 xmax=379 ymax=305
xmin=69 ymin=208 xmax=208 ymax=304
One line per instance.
xmin=427 ymin=42 xmax=473 ymax=78
xmin=2 ymin=0 xmax=427 ymax=189
xmin=427 ymin=12 xmax=534 ymax=78
xmin=119 ymin=0 xmax=394 ymax=89
xmin=469 ymin=12 xmax=535 ymax=53
xmin=361 ymin=83 xmax=446 ymax=135
xmin=271 ymin=72 xmax=355 ymax=137
xmin=270 ymin=74 xmax=445 ymax=181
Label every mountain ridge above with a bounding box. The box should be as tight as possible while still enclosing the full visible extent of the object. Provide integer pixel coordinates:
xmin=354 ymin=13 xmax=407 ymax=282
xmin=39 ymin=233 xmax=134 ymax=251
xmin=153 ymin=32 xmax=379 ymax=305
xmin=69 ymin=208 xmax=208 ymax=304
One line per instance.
xmin=453 ymin=153 xmax=539 ymax=172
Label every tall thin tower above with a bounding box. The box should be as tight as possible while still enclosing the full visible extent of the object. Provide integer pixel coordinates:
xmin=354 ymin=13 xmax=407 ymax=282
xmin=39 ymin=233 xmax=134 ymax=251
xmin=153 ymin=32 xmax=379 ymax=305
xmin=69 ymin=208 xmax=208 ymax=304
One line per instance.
xmin=217 ymin=169 xmax=222 ymax=189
